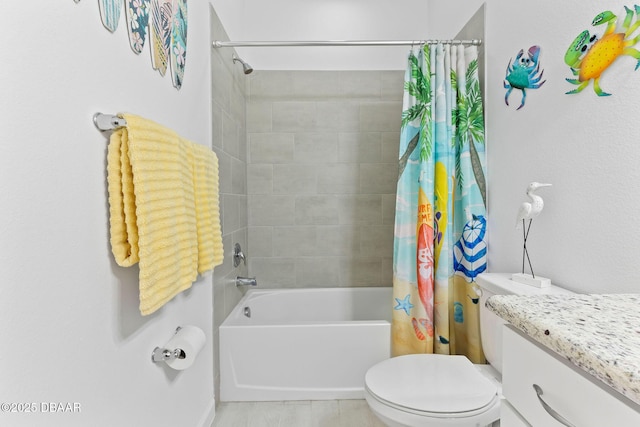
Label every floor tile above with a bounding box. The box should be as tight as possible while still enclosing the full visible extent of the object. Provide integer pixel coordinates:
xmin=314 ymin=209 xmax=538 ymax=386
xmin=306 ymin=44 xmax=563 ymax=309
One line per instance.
xmin=212 ymin=400 xmax=383 ymax=427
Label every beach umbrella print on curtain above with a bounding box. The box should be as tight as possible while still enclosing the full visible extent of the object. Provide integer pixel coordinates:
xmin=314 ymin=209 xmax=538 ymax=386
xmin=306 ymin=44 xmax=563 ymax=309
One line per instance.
xmin=453 ymin=214 xmax=487 ymax=281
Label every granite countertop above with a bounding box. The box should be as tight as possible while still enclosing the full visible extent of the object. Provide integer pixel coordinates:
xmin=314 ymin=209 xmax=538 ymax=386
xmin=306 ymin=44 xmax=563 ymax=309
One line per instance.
xmin=487 ymin=293 xmax=640 ymax=406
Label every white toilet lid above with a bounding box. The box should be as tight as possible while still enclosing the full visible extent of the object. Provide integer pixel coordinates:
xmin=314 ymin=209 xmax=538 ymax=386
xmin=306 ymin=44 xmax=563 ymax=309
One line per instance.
xmin=365 ymin=354 xmax=498 ymax=414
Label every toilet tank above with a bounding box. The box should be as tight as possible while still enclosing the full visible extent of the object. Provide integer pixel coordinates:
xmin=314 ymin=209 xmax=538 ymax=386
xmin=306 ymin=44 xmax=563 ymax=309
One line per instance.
xmin=476 ymin=273 xmax=574 ymax=374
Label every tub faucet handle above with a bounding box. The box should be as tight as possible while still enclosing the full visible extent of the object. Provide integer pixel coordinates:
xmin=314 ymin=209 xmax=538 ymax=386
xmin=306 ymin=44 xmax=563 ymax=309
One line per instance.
xmin=236 ymin=276 xmax=257 ymax=287
xmin=233 ymin=243 xmax=246 ymax=267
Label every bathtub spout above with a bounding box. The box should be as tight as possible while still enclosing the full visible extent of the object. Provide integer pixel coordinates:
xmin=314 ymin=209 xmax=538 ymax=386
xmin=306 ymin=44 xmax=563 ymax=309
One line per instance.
xmin=236 ymin=276 xmax=257 ymax=287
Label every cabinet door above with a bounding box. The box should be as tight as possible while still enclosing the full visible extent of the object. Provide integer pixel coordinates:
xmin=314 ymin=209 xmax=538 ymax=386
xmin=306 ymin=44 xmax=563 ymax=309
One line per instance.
xmin=501 ymin=400 xmax=530 ymax=427
xmin=502 ymin=325 xmax=640 ymax=427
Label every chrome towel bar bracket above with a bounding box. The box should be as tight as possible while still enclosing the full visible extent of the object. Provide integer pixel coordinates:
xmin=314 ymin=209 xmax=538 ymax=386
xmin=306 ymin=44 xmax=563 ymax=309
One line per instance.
xmin=93 ymin=112 xmax=127 ymax=131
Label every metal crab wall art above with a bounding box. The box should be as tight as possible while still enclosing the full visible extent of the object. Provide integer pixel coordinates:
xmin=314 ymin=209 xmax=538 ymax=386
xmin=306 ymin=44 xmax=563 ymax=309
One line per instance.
xmin=565 ymin=5 xmax=640 ymax=96
xmin=504 ymin=45 xmax=546 ymax=110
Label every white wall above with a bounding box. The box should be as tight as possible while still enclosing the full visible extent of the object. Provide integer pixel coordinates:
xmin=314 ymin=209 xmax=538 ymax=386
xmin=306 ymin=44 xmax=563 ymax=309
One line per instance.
xmin=211 ymin=0 xmax=430 ymax=70
xmin=1 ymin=2 xmax=216 ymax=426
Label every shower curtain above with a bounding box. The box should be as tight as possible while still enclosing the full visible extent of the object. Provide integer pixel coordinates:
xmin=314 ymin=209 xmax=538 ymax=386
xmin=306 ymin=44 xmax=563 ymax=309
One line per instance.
xmin=392 ymin=44 xmax=487 ymax=363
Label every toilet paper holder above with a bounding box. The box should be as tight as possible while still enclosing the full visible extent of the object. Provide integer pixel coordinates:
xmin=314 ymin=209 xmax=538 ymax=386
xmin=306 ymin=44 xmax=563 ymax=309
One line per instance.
xmin=152 ymin=326 xmax=186 ymax=364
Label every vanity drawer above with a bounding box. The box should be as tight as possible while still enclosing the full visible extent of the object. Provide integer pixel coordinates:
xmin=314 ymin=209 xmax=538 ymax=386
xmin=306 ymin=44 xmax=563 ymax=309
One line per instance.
xmin=502 ymin=325 xmax=640 ymax=427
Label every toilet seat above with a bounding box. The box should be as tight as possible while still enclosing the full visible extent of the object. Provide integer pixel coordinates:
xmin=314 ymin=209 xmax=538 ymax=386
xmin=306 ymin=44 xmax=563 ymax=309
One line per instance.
xmin=364 ymin=354 xmax=499 ymax=419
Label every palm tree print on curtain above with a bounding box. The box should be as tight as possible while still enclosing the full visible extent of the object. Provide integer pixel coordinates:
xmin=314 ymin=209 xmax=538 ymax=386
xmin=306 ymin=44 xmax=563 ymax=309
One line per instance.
xmin=392 ymin=44 xmax=487 ymax=363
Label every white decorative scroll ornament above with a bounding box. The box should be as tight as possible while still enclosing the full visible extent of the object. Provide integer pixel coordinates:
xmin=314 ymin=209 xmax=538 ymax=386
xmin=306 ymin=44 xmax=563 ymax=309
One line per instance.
xmin=513 ymin=182 xmax=552 ymax=287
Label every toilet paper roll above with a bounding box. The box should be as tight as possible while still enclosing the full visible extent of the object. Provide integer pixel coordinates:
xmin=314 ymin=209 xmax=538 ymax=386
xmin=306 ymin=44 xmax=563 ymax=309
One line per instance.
xmin=164 ymin=325 xmax=206 ymax=370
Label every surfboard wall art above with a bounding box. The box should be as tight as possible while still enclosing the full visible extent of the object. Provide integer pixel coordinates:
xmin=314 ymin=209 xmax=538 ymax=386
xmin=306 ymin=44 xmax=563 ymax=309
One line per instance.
xmin=74 ymin=0 xmax=186 ymax=89
xmin=98 ymin=0 xmax=123 ymax=32
xmin=150 ymin=0 xmax=174 ymax=76
xmin=170 ymin=0 xmax=187 ymax=89
xmin=126 ymin=0 xmax=150 ymax=54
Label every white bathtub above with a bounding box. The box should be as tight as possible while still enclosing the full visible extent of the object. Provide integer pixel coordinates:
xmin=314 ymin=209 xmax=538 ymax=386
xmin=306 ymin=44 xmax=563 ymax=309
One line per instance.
xmin=219 ymin=287 xmax=392 ymax=402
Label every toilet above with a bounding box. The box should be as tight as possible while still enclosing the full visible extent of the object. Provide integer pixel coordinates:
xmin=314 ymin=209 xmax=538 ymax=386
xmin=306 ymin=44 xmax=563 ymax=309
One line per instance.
xmin=364 ymin=273 xmax=573 ymax=427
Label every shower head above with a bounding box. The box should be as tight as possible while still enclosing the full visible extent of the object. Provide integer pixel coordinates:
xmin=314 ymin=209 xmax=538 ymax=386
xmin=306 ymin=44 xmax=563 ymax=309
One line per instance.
xmin=232 ymin=54 xmax=253 ymax=74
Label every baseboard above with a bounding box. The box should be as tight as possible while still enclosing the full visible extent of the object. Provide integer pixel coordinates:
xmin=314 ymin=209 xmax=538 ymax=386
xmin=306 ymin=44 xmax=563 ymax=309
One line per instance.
xmin=198 ymin=397 xmax=216 ymax=427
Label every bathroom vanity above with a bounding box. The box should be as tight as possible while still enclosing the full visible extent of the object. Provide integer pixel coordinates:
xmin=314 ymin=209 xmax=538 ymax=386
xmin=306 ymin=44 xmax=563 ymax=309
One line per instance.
xmin=487 ymin=293 xmax=640 ymax=426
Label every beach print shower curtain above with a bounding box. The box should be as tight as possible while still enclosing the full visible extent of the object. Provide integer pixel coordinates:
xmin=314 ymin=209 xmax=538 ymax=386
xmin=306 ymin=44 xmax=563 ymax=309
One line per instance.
xmin=392 ymin=44 xmax=487 ymax=363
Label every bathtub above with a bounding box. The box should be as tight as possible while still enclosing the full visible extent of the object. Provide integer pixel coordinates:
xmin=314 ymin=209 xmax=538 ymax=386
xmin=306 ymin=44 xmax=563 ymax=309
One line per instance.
xmin=219 ymin=287 xmax=392 ymax=402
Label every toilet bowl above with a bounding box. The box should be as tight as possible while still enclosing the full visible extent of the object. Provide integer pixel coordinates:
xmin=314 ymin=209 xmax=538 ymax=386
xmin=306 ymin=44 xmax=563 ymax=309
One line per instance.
xmin=365 ymin=273 xmax=573 ymax=427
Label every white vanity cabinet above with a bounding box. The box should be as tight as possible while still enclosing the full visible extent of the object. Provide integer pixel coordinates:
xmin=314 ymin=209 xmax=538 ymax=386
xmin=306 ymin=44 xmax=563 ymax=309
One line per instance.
xmin=500 ymin=400 xmax=529 ymax=427
xmin=501 ymin=325 xmax=640 ymax=427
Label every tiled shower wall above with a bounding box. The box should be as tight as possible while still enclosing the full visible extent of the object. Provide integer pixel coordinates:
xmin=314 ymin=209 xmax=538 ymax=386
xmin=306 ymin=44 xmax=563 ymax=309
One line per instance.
xmin=210 ymin=6 xmax=248 ymax=399
xmin=246 ymin=71 xmax=404 ymax=288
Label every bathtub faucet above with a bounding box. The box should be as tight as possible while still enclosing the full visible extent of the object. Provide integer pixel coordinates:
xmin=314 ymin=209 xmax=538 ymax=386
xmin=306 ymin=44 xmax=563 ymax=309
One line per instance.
xmin=236 ymin=276 xmax=257 ymax=287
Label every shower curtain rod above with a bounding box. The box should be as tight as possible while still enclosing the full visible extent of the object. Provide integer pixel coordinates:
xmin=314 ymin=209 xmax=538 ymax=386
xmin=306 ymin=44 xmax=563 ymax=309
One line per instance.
xmin=212 ymin=39 xmax=481 ymax=48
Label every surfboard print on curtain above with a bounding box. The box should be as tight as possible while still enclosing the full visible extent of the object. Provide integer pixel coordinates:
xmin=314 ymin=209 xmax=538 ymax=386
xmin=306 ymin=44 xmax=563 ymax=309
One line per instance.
xmin=170 ymin=0 xmax=188 ymax=89
xmin=125 ymin=0 xmax=150 ymax=54
xmin=392 ymin=44 xmax=487 ymax=363
xmin=99 ymin=0 xmax=123 ymax=32
xmin=150 ymin=0 xmax=174 ymax=76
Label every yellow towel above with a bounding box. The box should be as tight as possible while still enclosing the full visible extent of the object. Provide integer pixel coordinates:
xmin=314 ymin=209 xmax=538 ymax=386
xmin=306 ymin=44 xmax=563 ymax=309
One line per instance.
xmin=192 ymin=144 xmax=224 ymax=272
xmin=107 ymin=113 xmax=222 ymax=316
